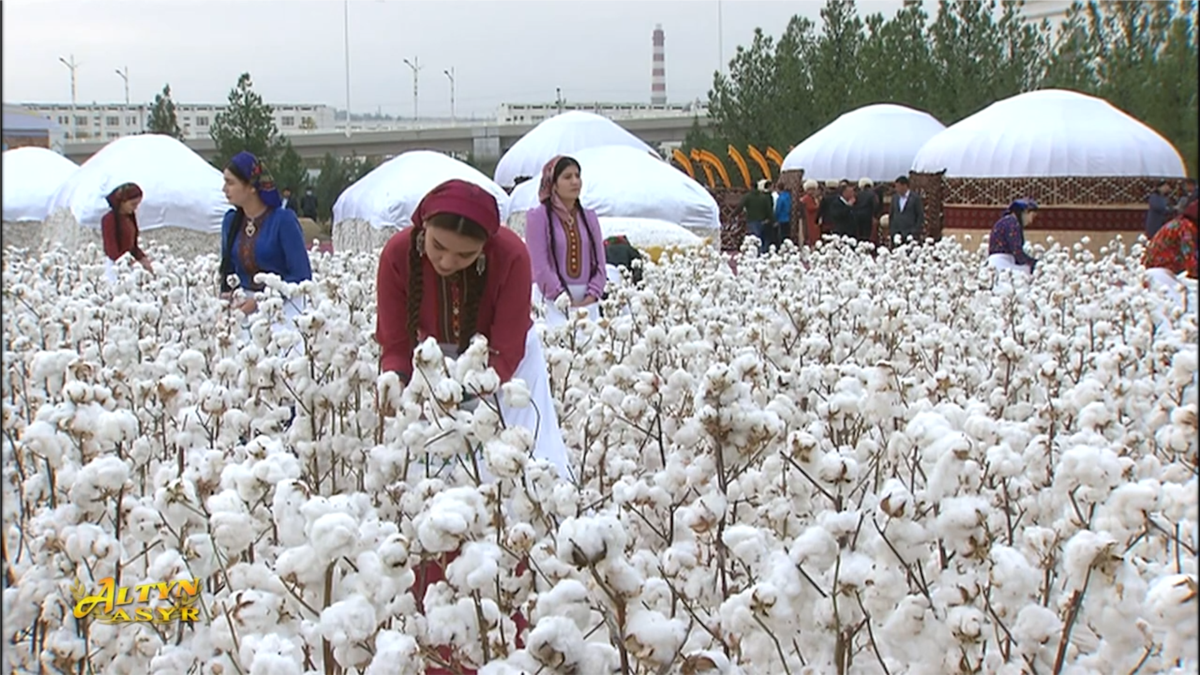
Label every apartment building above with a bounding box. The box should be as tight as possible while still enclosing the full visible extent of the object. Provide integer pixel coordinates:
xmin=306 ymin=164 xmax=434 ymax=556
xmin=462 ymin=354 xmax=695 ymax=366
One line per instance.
xmin=21 ymin=102 xmax=338 ymax=142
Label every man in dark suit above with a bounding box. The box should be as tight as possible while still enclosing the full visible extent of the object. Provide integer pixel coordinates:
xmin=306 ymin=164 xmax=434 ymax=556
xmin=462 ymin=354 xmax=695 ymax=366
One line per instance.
xmin=888 ymin=176 xmax=925 ymax=244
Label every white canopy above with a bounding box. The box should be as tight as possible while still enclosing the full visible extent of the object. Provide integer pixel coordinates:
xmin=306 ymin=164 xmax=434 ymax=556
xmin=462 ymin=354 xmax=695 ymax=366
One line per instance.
xmin=332 ymin=150 xmax=510 ymax=230
xmin=508 ymin=145 xmax=720 ymax=230
xmin=3 ymin=147 xmax=79 ymax=222
xmin=781 ymin=104 xmax=946 ymax=183
xmin=597 ymin=217 xmax=704 ymax=249
xmin=911 ymin=89 xmax=1187 ymax=178
xmin=493 ymin=111 xmax=654 ymax=189
xmin=47 ymin=134 xmax=227 ymax=233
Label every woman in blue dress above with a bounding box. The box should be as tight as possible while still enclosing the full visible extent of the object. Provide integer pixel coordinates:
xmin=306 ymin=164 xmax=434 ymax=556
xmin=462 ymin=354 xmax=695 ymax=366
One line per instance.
xmin=218 ymin=151 xmax=313 ymax=327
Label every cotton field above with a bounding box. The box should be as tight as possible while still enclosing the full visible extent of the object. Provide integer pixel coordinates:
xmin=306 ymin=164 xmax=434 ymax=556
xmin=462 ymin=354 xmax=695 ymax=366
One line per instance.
xmin=1 ymin=235 xmax=1197 ymax=675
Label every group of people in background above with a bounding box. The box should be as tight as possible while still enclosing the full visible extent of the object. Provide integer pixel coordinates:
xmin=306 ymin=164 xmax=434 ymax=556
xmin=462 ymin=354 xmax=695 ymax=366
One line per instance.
xmin=730 ymin=174 xmax=927 ymax=254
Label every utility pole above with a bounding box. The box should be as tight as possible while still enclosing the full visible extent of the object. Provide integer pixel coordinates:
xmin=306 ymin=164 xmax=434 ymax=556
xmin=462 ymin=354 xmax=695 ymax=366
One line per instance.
xmin=343 ymin=0 xmax=352 ymax=137
xmin=59 ymin=55 xmax=80 ymax=140
xmin=556 ymin=87 xmax=563 ymax=114
xmin=403 ymin=57 xmax=422 ymax=121
xmin=717 ymin=0 xmax=725 ymax=75
xmin=443 ymin=68 xmax=456 ymax=123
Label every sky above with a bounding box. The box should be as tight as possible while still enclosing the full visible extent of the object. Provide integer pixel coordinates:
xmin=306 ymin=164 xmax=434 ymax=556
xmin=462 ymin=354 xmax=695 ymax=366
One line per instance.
xmin=2 ymin=0 xmax=915 ymax=119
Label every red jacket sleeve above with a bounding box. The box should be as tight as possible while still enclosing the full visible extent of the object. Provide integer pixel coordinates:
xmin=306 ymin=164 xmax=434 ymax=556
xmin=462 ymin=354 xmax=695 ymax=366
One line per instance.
xmin=101 ymin=212 xmax=121 ymax=261
xmin=487 ymin=237 xmax=533 ymax=383
xmin=375 ymin=231 xmax=413 ymax=379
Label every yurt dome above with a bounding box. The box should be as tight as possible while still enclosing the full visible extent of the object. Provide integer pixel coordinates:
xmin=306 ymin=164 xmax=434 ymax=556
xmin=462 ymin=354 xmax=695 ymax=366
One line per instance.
xmin=911 ymin=89 xmax=1186 ymax=178
xmin=332 ymin=150 xmax=511 ymax=253
xmin=3 ymin=147 xmax=79 ymax=222
xmin=781 ymin=104 xmax=946 ymax=183
xmin=494 ymin=111 xmax=654 ymax=189
xmin=48 ymin=134 xmax=227 ymax=231
xmin=507 ymin=145 xmax=720 ymax=232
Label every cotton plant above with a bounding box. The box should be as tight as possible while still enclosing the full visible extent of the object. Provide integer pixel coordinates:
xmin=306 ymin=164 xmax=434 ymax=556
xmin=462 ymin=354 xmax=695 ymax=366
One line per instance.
xmin=2 ymin=236 xmax=1197 ymax=674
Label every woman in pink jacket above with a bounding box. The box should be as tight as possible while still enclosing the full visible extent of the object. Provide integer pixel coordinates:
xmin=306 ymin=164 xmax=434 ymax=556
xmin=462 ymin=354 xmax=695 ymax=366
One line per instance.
xmin=523 ymin=155 xmax=607 ymax=327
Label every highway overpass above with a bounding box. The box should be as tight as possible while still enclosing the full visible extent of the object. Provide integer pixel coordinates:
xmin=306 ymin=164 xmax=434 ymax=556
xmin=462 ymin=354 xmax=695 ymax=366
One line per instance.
xmin=61 ymin=115 xmax=710 ymax=165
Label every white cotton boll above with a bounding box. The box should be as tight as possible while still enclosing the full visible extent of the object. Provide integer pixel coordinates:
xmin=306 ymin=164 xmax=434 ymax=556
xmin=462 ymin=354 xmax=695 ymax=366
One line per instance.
xmin=1062 ymin=530 xmax=1119 ymax=592
xmin=556 ymin=514 xmax=627 ymax=567
xmin=364 ymin=631 xmax=421 ymax=675
xmin=309 ymin=512 xmax=360 ymax=564
xmin=502 ymin=379 xmax=532 ymax=409
xmin=482 ymin=437 xmax=526 ymax=479
xmin=935 ymin=496 xmax=989 ymax=556
xmin=445 ymin=541 xmax=502 ymax=594
xmin=318 ymin=595 xmax=377 ymax=663
xmin=789 ymin=526 xmax=839 ymax=572
xmin=988 ymin=545 xmax=1039 ymax=617
xmin=413 ymin=486 xmax=487 ymax=554
xmin=816 ymin=510 xmax=860 ymax=542
xmin=816 ymin=452 xmax=859 ymax=485
xmin=532 ymin=579 xmax=593 ymax=630
xmin=625 ymin=609 xmax=688 ymax=666
xmin=1145 ymin=574 xmax=1199 ymax=665
xmin=527 ymin=616 xmax=587 ymax=670
xmin=722 ymin=525 xmax=769 ymax=568
xmin=1012 ymin=604 xmax=1061 ymax=658
xmin=243 ymin=634 xmax=303 ymax=675
xmin=207 ymin=491 xmax=256 ymax=557
xmin=274 ymin=545 xmax=327 ymax=588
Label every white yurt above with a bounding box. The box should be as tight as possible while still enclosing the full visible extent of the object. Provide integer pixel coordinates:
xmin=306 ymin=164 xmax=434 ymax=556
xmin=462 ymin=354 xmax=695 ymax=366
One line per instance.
xmin=331 ymin=150 xmax=511 ymax=254
xmin=493 ymin=111 xmax=654 ymax=189
xmin=909 ymin=88 xmax=1187 ymax=250
xmin=2 ymin=147 xmax=79 ymax=252
xmin=506 ymin=145 xmax=720 ymax=238
xmin=781 ymin=103 xmax=946 ymax=183
xmin=45 ymin=134 xmax=228 ymax=259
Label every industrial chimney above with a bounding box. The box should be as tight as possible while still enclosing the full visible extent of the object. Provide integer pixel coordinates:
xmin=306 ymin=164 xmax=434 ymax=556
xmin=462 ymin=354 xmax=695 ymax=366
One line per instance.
xmin=651 ymin=24 xmax=666 ymax=105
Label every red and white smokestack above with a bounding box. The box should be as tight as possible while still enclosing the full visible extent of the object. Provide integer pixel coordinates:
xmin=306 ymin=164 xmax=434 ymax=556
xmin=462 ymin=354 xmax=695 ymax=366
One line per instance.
xmin=652 ymin=24 xmax=666 ymax=105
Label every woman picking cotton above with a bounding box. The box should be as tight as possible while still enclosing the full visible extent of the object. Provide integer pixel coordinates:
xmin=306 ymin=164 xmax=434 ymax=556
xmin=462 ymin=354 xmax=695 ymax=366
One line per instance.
xmin=101 ymin=182 xmax=153 ymax=281
xmin=1142 ymin=199 xmax=1198 ymax=309
xmin=374 ymin=178 xmax=572 ymax=481
xmin=987 ymin=199 xmax=1040 ymax=274
xmin=524 ymin=155 xmax=608 ymax=328
xmin=218 ymin=151 xmax=313 ymax=336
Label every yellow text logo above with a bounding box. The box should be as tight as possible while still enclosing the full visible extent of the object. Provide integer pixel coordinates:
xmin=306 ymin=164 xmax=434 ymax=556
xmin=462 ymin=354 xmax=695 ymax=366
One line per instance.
xmin=71 ymin=577 xmax=202 ymax=624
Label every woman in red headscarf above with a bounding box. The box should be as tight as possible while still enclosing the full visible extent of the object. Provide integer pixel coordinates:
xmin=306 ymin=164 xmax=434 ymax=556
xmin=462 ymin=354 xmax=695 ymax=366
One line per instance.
xmin=101 ymin=182 xmax=154 ymax=280
xmin=374 ymin=178 xmax=571 ymax=479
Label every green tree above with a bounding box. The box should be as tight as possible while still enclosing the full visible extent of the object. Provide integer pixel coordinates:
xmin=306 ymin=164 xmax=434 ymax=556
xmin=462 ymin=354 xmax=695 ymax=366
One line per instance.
xmin=809 ymin=0 xmax=867 ymax=120
xmin=312 ymin=153 xmax=379 ymax=222
xmin=706 ymin=28 xmax=786 ymax=149
xmin=274 ymin=141 xmax=310 ymax=195
xmin=147 ymin=84 xmax=183 ymax=139
xmin=209 ymin=72 xmax=284 ymax=169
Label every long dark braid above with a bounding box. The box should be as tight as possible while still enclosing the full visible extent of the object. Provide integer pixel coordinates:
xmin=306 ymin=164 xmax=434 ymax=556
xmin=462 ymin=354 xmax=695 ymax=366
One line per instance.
xmin=406 ymin=227 xmax=424 ymax=348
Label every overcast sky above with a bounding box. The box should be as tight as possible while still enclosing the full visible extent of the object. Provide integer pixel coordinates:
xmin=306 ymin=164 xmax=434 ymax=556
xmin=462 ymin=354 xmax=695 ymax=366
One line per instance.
xmin=3 ymin=0 xmax=907 ymax=119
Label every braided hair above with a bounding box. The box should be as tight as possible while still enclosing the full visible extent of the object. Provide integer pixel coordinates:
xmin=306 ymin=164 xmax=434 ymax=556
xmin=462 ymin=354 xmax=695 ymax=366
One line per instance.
xmin=543 ymin=156 xmax=600 ymax=295
xmin=407 ymin=213 xmax=490 ymax=354
xmin=219 ymin=160 xmax=253 ymax=293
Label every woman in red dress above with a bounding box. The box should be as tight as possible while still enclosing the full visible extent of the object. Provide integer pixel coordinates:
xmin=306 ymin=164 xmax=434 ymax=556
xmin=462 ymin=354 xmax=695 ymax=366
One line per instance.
xmin=101 ymin=182 xmax=154 ymax=279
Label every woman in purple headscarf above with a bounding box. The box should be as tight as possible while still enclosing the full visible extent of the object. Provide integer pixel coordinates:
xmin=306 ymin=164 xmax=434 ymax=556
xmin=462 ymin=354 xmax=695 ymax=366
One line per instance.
xmin=218 ymin=151 xmax=313 ymax=321
xmin=987 ymin=198 xmax=1040 ymax=274
xmin=523 ymin=155 xmax=607 ymax=327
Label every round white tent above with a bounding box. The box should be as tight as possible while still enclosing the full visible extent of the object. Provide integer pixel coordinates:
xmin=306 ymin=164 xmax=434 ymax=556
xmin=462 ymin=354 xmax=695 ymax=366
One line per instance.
xmin=45 ymin=134 xmax=228 ymax=258
xmin=910 ymin=89 xmax=1186 ymax=178
xmin=781 ymin=104 xmax=946 ymax=183
xmin=507 ymin=145 xmax=720 ymax=235
xmin=3 ymin=147 xmax=79 ymax=223
xmin=332 ymin=150 xmax=511 ymax=254
xmin=493 ymin=111 xmax=654 ymax=189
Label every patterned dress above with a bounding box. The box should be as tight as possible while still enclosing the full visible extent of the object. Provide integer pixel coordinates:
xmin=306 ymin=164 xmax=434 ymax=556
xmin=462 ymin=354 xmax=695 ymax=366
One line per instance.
xmin=988 ymin=214 xmax=1038 ymax=271
xmin=1142 ymin=216 xmax=1199 ymax=278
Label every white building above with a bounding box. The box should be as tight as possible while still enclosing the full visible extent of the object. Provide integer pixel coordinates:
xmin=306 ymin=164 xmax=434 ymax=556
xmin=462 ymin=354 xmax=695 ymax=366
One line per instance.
xmin=21 ymin=102 xmax=338 ymax=142
xmin=1022 ymin=0 xmax=1070 ymax=25
xmin=496 ymin=100 xmax=706 ymax=126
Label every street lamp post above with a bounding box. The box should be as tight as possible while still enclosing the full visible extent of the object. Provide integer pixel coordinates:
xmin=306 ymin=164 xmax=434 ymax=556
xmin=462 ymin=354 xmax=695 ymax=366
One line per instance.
xmin=443 ymin=67 xmax=455 ymax=124
xmin=59 ymin=55 xmax=80 ymax=141
xmin=114 ymin=66 xmax=130 ymax=137
xmin=403 ymin=57 xmax=422 ymax=121
xmin=343 ymin=0 xmax=352 ymax=137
